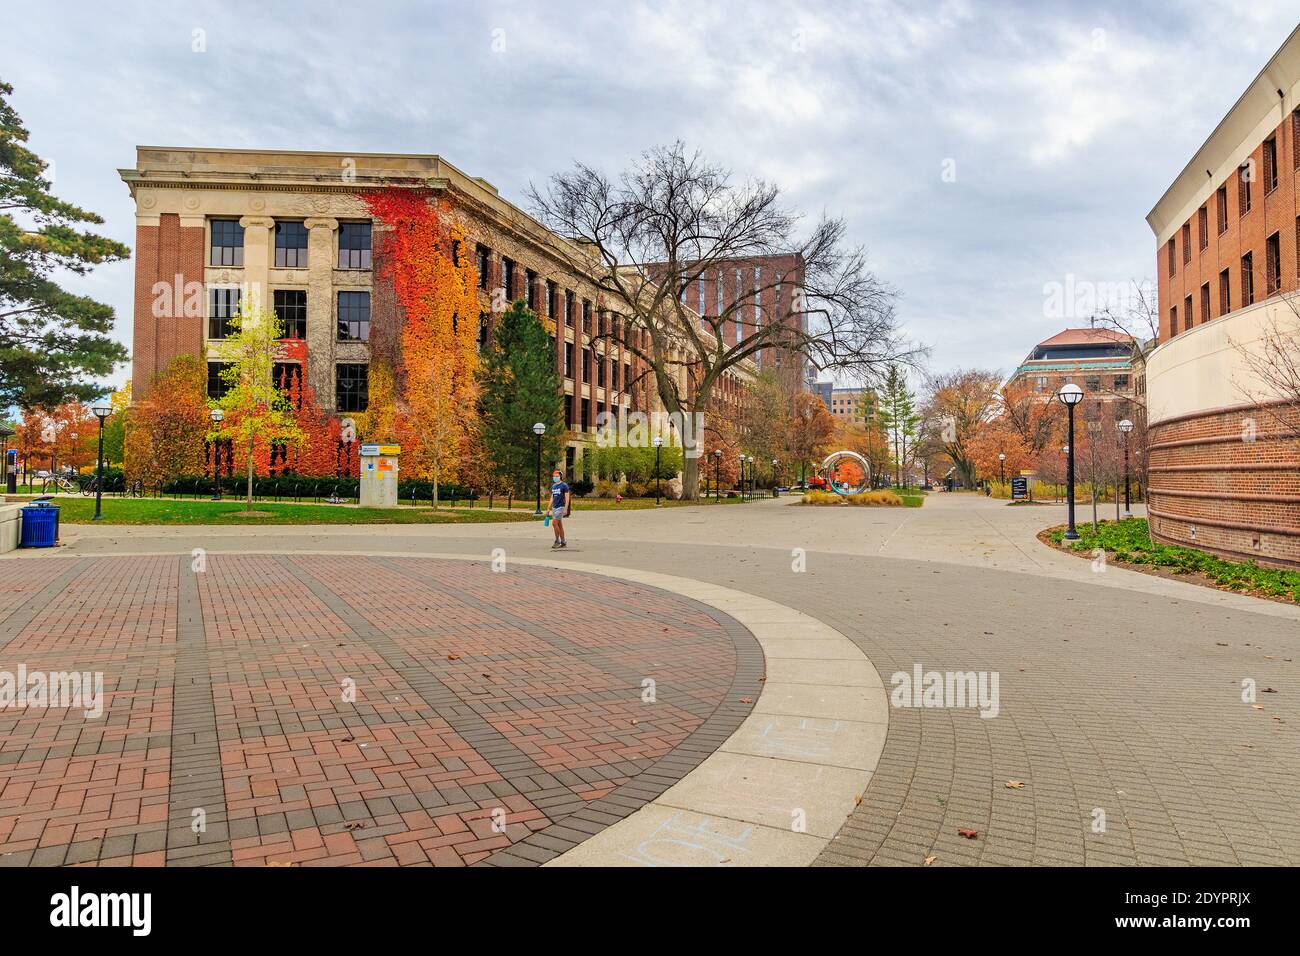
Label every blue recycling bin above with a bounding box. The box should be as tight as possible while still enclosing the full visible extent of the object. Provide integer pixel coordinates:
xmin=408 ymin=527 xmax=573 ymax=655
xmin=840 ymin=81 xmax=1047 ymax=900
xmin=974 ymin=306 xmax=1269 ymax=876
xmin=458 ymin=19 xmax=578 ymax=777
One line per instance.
xmin=20 ymin=501 xmax=59 ymax=548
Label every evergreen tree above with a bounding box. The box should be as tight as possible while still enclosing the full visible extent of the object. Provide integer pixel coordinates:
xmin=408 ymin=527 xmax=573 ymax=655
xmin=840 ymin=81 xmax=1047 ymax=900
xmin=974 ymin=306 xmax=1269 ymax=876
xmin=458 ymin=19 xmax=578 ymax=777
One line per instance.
xmin=1 ymin=80 xmax=129 ymax=409
xmin=477 ymin=301 xmax=565 ymax=495
xmin=877 ymin=365 xmax=919 ymax=488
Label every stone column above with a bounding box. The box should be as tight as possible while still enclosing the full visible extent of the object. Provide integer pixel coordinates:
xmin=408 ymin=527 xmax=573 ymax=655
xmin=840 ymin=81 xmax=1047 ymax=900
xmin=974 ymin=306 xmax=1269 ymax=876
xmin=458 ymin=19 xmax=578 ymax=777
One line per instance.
xmin=237 ymin=215 xmax=275 ymax=314
xmin=304 ymin=217 xmax=339 ymax=410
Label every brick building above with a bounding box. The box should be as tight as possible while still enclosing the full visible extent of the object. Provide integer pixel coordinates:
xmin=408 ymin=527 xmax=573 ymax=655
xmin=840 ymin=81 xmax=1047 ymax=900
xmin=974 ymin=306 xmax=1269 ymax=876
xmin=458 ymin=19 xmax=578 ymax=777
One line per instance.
xmin=1145 ymin=27 xmax=1300 ymax=568
xmin=119 ymin=147 xmax=754 ymax=478
xmin=1007 ymin=327 xmax=1138 ymax=404
xmin=812 ymin=382 xmax=873 ymax=425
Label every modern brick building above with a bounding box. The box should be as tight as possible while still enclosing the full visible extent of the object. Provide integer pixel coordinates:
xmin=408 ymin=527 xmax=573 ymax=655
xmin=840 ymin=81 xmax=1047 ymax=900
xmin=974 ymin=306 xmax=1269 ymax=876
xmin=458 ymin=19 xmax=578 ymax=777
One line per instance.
xmin=1008 ymin=327 xmax=1138 ymax=403
xmin=1145 ymin=26 xmax=1300 ymax=568
xmin=812 ymin=382 xmax=873 ymax=425
xmin=119 ymin=147 xmax=755 ymax=478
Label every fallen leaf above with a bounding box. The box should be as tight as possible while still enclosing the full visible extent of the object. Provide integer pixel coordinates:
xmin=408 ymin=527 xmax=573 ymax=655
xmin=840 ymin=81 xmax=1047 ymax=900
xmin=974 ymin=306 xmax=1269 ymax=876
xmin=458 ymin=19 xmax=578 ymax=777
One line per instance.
xmin=739 ymin=697 xmax=753 ymax=704
xmin=923 ymin=855 xmax=937 ymax=865
xmin=957 ymin=828 xmax=979 ymax=839
xmin=447 ymin=653 xmax=460 ymax=661
xmin=1005 ymin=780 xmax=1026 ymax=789
xmin=1252 ymin=704 xmax=1264 ymax=710
xmin=1262 ymin=687 xmax=1278 ymax=693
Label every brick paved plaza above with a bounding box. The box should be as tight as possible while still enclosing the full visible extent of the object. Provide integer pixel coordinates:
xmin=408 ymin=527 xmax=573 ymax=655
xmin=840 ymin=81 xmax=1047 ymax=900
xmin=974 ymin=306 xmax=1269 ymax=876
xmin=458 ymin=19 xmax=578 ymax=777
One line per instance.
xmin=0 ymin=554 xmax=761 ymax=866
xmin=2 ymin=494 xmax=1299 ymax=867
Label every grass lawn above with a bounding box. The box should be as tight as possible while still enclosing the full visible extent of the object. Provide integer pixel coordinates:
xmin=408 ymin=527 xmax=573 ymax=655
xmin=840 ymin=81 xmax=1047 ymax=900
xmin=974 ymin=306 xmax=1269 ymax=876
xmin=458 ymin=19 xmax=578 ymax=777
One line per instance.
xmin=1047 ymin=518 xmax=1300 ymax=603
xmin=48 ymin=493 xmax=751 ymax=525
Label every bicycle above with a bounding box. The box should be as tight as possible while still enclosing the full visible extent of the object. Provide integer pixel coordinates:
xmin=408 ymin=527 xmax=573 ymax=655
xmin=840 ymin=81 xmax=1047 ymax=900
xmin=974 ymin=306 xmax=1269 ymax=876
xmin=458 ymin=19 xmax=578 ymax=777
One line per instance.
xmin=40 ymin=474 xmax=77 ymax=494
xmin=79 ymin=475 xmax=100 ymax=496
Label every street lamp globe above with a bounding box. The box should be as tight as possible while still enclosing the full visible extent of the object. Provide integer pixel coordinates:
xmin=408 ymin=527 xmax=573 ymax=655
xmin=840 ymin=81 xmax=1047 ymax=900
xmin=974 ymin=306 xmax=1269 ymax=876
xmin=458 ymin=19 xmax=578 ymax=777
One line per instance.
xmin=1118 ymin=419 xmax=1134 ymax=433
xmin=92 ymin=398 xmax=112 ymax=420
xmin=652 ymin=436 xmax=663 ymax=448
xmin=998 ymin=452 xmax=1005 ymax=461
xmin=210 ymin=408 xmax=224 ymax=424
xmin=532 ymin=422 xmax=546 ymax=436
xmin=1057 ymin=382 xmax=1084 ymax=406
xmin=714 ymin=448 xmax=722 ymax=458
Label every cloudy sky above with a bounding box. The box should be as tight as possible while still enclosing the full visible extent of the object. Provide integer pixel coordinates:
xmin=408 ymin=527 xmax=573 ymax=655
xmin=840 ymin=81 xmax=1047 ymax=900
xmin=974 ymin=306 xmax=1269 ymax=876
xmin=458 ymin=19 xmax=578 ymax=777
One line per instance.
xmin=3 ymin=0 xmax=1298 ymax=392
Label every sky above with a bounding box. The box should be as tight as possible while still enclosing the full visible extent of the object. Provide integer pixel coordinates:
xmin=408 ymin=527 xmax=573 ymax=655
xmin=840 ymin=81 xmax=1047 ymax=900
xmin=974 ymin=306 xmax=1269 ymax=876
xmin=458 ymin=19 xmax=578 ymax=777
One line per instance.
xmin=3 ymin=0 xmax=1299 ymax=395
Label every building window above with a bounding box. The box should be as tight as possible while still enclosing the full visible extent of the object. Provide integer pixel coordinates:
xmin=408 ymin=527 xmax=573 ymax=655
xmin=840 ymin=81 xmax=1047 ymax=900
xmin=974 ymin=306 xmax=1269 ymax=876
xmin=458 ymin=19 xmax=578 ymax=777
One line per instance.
xmin=564 ymin=342 xmax=573 ymax=378
xmin=1085 ymin=375 xmax=1101 ymax=391
xmin=582 ymin=347 xmax=592 ymax=381
xmin=1200 ymin=282 xmax=1210 ymax=325
xmin=1169 ymin=305 xmax=1178 ymax=336
xmin=1216 ymin=185 xmax=1228 ymax=234
xmin=564 ymin=393 xmax=574 ymax=426
xmin=581 ymin=398 xmax=590 ymax=430
xmin=549 ymin=281 xmax=560 ymax=321
xmin=527 ymin=270 xmax=538 ymax=311
xmin=272 ymin=363 xmax=303 ymax=406
xmin=476 ymin=245 xmax=490 ymax=290
xmin=274 ymin=221 xmax=308 ymax=268
xmin=1181 ymin=223 xmax=1191 ymax=265
xmin=503 ymin=257 xmax=516 ymax=300
xmin=207 ymin=362 xmax=232 ymax=399
xmin=1184 ymin=294 xmax=1193 ymax=331
xmin=210 ymin=219 xmax=244 ymax=267
xmin=565 ymin=289 xmax=574 ymax=328
xmin=208 ymin=287 xmax=241 ymax=339
xmin=1266 ymin=232 xmax=1281 ymax=296
xmin=1219 ymin=268 xmax=1231 ymax=316
xmin=596 ymin=354 xmax=606 ymax=387
xmin=1294 ymin=110 xmax=1300 ymax=169
xmin=337 ymin=223 xmax=372 ymax=269
xmin=1239 ymin=166 xmax=1252 ymax=216
xmin=582 ymin=299 xmax=592 ymax=335
xmin=273 ymin=289 xmax=307 ymax=340
xmin=1113 ymin=374 xmax=1130 ymax=391
xmin=716 ymin=271 xmax=724 ymax=316
xmin=1264 ymin=137 xmax=1278 ymax=194
xmin=337 ymin=290 xmax=371 ymax=341
xmin=698 ymin=277 xmax=706 ymax=314
xmin=1166 ymin=239 xmax=1175 ymax=277
xmin=1241 ymin=252 xmax=1254 ymax=305
xmin=1198 ymin=205 xmax=1208 ymax=251
xmin=336 ymin=364 xmax=369 ymax=412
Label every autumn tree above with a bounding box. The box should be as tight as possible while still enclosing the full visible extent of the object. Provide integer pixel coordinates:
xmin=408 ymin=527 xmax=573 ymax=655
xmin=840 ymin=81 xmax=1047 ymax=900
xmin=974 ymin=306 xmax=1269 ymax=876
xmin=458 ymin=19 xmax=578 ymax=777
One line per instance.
xmin=101 ymin=382 xmax=130 ymax=466
xmin=738 ymin=371 xmax=791 ymax=465
xmin=362 ymin=189 xmax=481 ymax=508
xmin=478 ymin=299 xmax=565 ymax=495
xmin=210 ymin=306 xmax=306 ymax=509
xmin=123 ymin=356 xmax=209 ymax=486
xmin=787 ymin=391 xmax=838 ymax=485
xmin=1 ymin=80 xmax=129 ymax=408
xmin=527 ymin=142 xmax=910 ymax=497
xmin=924 ymin=369 xmax=1001 ymax=487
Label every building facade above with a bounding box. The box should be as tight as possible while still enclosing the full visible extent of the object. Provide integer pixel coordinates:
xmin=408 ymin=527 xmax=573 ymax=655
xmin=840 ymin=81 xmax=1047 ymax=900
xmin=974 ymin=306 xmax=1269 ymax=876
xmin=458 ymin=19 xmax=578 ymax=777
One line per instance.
xmin=119 ymin=147 xmax=754 ymax=478
xmin=1145 ymin=27 xmax=1300 ymax=569
xmin=1008 ymin=327 xmax=1138 ymax=404
xmin=812 ymin=382 xmax=873 ymax=425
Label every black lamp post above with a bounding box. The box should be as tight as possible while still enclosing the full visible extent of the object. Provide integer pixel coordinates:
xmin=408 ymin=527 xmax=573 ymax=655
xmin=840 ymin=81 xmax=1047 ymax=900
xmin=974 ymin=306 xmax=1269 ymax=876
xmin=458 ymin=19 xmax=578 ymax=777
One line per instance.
xmin=1058 ymin=383 xmax=1083 ymax=540
xmin=653 ymin=436 xmax=663 ymax=507
xmin=713 ymin=448 xmax=721 ymax=502
xmin=998 ymin=452 xmax=1005 ymax=487
xmin=1118 ymin=418 xmax=1133 ymax=518
xmin=0 ymin=424 xmax=14 ymax=495
xmin=532 ymin=422 xmax=546 ymax=515
xmin=772 ymin=457 xmax=779 ymax=498
xmin=209 ymin=408 xmax=224 ymax=500
xmin=91 ymin=399 xmax=112 ymax=521
xmin=747 ymin=456 xmax=755 ymax=500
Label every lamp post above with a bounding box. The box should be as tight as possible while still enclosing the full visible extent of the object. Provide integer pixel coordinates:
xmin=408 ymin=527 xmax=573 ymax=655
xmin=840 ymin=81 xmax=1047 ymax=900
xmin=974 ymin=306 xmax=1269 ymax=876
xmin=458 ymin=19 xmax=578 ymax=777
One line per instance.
xmin=713 ymin=448 xmax=721 ymax=502
xmin=1118 ymin=418 xmax=1134 ymax=518
xmin=91 ymin=399 xmax=112 ymax=521
xmin=998 ymin=452 xmax=1006 ymax=487
xmin=652 ymin=436 xmax=663 ymax=507
xmin=0 ymin=424 xmax=14 ymax=494
xmin=209 ymin=409 xmax=224 ymax=500
xmin=1057 ymin=383 xmax=1084 ymax=540
xmin=772 ymin=458 xmax=779 ymax=498
xmin=746 ymin=456 xmax=754 ymax=501
xmin=532 ymin=422 xmax=546 ymax=515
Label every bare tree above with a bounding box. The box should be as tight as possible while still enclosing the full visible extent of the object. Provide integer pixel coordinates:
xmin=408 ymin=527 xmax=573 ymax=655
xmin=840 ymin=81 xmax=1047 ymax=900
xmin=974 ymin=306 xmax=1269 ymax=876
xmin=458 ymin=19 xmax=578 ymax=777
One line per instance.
xmin=527 ymin=142 xmax=913 ymax=496
xmin=1231 ymin=292 xmax=1300 ymax=444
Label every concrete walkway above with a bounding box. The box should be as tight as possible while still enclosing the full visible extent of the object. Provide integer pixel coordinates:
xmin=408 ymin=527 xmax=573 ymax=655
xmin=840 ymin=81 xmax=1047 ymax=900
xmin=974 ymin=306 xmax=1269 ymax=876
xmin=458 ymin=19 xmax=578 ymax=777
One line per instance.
xmin=9 ymin=492 xmax=1300 ymax=866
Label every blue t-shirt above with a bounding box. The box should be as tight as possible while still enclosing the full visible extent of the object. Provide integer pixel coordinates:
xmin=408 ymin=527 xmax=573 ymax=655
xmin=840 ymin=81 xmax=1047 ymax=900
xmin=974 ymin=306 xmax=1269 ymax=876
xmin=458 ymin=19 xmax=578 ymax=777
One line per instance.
xmin=550 ymin=481 xmax=569 ymax=510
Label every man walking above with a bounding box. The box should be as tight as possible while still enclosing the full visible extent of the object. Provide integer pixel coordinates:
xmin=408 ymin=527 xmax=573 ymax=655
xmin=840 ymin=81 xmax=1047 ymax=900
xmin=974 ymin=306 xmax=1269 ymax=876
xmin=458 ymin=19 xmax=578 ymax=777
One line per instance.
xmin=548 ymin=469 xmax=571 ymax=549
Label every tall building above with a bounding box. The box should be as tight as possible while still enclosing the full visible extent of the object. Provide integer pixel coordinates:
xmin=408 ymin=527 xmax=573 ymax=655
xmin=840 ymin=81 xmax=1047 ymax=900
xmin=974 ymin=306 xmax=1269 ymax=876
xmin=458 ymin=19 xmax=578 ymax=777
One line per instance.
xmin=1008 ymin=327 xmax=1138 ymax=404
xmin=1145 ymin=26 xmax=1300 ymax=568
xmin=813 ymin=382 xmax=873 ymax=425
xmin=119 ymin=147 xmax=754 ymax=478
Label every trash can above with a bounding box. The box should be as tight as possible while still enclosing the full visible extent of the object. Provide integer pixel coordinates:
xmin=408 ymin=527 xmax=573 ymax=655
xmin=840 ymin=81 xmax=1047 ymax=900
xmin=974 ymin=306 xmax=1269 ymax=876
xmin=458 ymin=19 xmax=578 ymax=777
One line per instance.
xmin=20 ymin=501 xmax=59 ymax=548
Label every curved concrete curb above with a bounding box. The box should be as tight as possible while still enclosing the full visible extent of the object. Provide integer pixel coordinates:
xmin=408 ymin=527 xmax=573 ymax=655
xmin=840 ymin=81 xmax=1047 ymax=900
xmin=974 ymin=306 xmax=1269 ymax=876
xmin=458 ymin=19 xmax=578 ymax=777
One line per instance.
xmin=15 ymin=547 xmax=888 ymax=868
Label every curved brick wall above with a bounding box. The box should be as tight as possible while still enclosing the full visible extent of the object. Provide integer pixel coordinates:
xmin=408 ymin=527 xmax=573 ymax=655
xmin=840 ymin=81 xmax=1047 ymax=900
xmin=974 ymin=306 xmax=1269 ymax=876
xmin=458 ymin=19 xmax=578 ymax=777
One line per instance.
xmin=1147 ymin=401 xmax=1300 ymax=569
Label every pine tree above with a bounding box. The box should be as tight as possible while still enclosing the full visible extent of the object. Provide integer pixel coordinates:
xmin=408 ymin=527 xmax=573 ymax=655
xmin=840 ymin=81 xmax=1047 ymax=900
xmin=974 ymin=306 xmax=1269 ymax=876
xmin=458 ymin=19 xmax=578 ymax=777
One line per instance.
xmin=877 ymin=365 xmax=919 ymax=488
xmin=478 ymin=300 xmax=565 ymax=495
xmin=1 ymin=80 xmax=129 ymax=408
